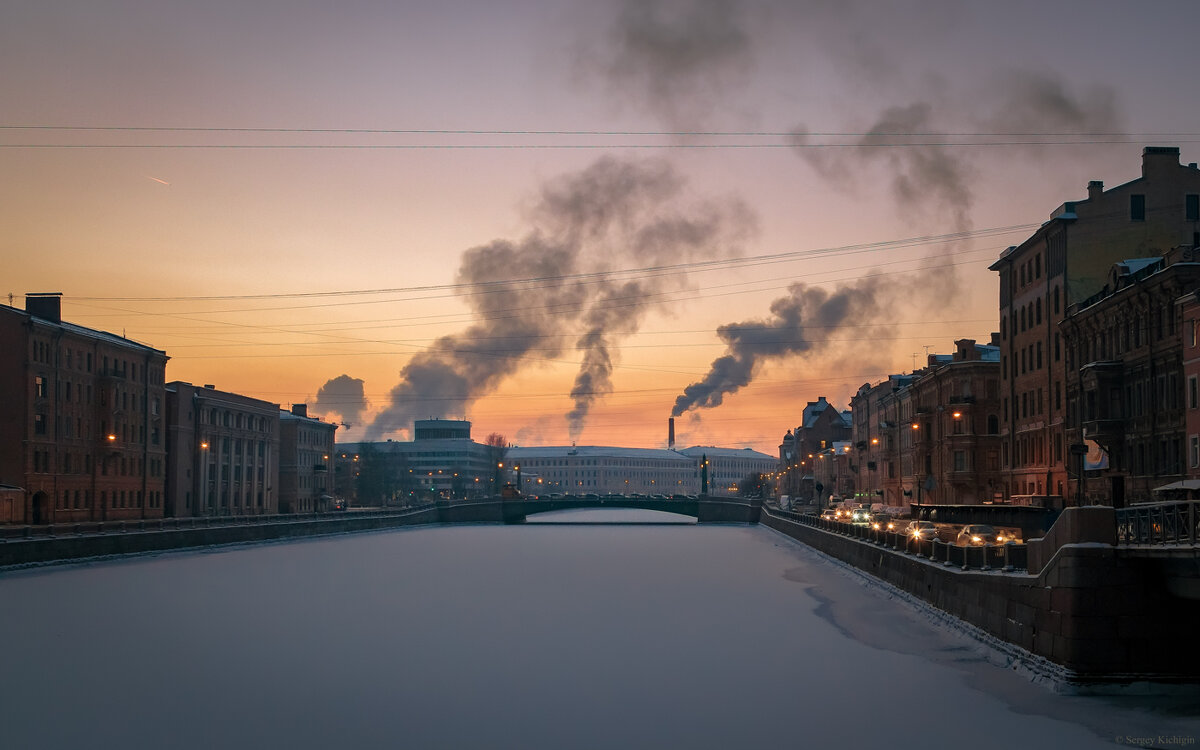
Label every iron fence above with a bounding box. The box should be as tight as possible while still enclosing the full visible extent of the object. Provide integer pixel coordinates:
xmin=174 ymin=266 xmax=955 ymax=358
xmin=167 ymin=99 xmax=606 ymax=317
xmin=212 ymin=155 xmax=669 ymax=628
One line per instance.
xmin=1115 ymin=500 xmax=1199 ymax=546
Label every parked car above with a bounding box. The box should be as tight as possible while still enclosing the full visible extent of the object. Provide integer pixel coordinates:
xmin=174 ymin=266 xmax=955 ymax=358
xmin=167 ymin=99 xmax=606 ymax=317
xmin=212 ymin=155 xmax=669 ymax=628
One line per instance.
xmin=905 ymin=520 xmax=939 ymax=540
xmin=956 ymin=524 xmax=1015 ymax=545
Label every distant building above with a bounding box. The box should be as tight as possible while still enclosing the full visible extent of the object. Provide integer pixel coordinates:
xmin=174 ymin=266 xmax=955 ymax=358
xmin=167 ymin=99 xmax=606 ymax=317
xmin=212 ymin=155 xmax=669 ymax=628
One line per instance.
xmin=990 ymin=147 xmax=1200 ymax=504
xmin=0 ymin=293 xmax=168 ymax=524
xmin=165 ymin=382 xmax=280 ymax=517
xmin=279 ymin=404 xmax=337 ymax=513
xmin=507 ymin=445 xmax=698 ymax=495
xmin=339 ymin=419 xmax=498 ymax=501
xmin=778 ymin=396 xmax=851 ymax=503
xmin=676 ymin=446 xmax=776 ymax=496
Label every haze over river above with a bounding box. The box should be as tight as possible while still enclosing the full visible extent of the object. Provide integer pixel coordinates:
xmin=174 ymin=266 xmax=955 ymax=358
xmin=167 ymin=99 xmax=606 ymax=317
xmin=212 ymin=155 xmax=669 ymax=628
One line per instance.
xmin=1 ymin=510 xmax=1197 ymax=749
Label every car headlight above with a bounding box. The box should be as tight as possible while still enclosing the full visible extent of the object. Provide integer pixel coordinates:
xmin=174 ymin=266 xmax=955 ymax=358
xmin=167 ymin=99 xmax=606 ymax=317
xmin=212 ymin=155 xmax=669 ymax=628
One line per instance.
xmin=971 ymin=535 xmax=982 ymax=543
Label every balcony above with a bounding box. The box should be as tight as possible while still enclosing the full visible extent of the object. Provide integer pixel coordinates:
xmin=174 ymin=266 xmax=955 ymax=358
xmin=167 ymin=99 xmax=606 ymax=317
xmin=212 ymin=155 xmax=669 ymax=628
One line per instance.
xmin=1082 ymin=419 xmax=1125 ymax=451
xmin=313 ymin=463 xmax=328 ymax=473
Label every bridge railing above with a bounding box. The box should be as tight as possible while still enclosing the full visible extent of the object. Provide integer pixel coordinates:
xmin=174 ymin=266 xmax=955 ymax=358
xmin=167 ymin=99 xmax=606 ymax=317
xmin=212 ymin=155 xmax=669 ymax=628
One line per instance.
xmin=1115 ymin=500 xmax=1199 ymax=546
xmin=766 ymin=506 xmax=1028 ymax=572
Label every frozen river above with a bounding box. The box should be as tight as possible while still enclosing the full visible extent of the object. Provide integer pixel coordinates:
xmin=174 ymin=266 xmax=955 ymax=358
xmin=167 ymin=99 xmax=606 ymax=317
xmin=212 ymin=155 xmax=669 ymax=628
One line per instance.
xmin=1 ymin=509 xmax=1197 ymax=749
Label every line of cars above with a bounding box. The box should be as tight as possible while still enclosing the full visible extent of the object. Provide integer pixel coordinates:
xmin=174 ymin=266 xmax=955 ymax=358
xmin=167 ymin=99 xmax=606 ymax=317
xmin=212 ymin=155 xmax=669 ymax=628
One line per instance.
xmin=816 ymin=505 xmax=1022 ymax=546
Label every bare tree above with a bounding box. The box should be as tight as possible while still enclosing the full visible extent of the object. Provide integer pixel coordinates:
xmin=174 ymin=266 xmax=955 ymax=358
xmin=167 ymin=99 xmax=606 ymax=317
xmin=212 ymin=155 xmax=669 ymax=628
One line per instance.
xmin=484 ymin=433 xmax=510 ymax=495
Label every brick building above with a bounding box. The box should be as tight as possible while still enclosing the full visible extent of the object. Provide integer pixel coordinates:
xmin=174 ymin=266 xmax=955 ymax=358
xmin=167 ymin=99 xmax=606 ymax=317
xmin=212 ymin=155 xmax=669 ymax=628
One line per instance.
xmin=850 ymin=374 xmax=913 ymax=508
xmin=777 ymin=397 xmax=851 ymax=504
xmin=851 ymin=339 xmax=1001 ymax=508
xmin=279 ymin=404 xmax=337 ymax=513
xmin=0 ymin=293 xmax=168 ymax=524
xmin=1182 ymin=290 xmax=1200 ymax=480
xmin=990 ymin=147 xmax=1200 ymax=503
xmin=1063 ymin=251 xmax=1200 ymax=505
xmin=165 ymin=382 xmax=280 ymax=517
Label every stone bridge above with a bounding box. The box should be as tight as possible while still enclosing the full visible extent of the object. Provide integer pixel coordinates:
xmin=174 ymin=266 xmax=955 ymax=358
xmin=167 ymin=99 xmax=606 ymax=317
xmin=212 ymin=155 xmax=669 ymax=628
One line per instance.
xmin=436 ymin=494 xmax=762 ymax=525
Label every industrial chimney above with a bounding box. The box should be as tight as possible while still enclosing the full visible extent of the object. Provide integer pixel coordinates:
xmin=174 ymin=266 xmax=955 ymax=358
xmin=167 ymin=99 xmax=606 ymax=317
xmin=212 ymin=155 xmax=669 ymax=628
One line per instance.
xmin=668 ymin=417 xmax=675 ymax=450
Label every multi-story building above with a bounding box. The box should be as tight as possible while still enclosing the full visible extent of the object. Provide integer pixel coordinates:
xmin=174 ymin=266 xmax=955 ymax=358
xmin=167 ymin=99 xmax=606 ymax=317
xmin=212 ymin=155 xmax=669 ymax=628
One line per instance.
xmin=165 ymin=382 xmax=280 ymax=517
xmin=0 ymin=293 xmax=168 ymax=524
xmin=676 ymin=446 xmax=777 ymax=496
xmin=1181 ymin=289 xmax=1200 ymax=481
xmin=1062 ymin=250 xmax=1200 ymax=505
xmin=990 ymin=147 xmax=1200 ymax=504
xmin=339 ymin=419 xmax=499 ymax=500
xmin=811 ymin=441 xmax=854 ymax=505
xmin=903 ymin=339 xmax=1003 ymax=505
xmin=850 ymin=374 xmax=912 ymax=507
xmin=778 ymin=397 xmax=851 ymax=503
xmin=507 ymin=446 xmax=698 ymax=495
xmin=279 ymin=404 xmax=337 ymax=513
xmin=851 ymin=339 xmax=1001 ymax=508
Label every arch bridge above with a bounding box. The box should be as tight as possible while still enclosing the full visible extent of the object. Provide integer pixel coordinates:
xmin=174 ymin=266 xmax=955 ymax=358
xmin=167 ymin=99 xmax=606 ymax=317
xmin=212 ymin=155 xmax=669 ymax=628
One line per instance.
xmin=435 ymin=494 xmax=762 ymax=524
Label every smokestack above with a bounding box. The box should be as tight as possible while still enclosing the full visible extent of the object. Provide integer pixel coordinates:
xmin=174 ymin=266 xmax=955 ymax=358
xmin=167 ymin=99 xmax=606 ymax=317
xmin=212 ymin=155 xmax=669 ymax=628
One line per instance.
xmin=668 ymin=417 xmax=676 ymax=450
xmin=291 ymin=404 xmax=308 ymax=418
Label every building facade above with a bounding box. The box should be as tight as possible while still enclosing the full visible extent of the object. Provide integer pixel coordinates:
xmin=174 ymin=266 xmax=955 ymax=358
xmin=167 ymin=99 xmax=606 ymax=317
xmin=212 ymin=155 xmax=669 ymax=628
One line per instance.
xmin=0 ymin=294 xmax=168 ymax=524
xmin=851 ymin=339 xmax=1001 ymax=508
xmin=1063 ymin=252 xmax=1200 ymax=505
xmin=279 ymin=404 xmax=337 ymax=513
xmin=777 ymin=397 xmax=851 ymax=503
xmin=165 ymin=382 xmax=280 ymax=517
xmin=506 ymin=446 xmax=698 ymax=495
xmin=990 ymin=147 xmax=1200 ymax=504
xmin=676 ymin=446 xmax=777 ymax=496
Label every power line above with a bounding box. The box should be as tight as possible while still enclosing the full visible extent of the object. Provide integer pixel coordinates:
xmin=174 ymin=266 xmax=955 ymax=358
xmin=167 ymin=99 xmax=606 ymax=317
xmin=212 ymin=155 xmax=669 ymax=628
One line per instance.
xmin=70 ymin=224 xmax=1033 ymax=304
xmin=6 ymin=139 xmax=1197 ymax=150
xmin=3 ymin=124 xmax=1198 ymax=138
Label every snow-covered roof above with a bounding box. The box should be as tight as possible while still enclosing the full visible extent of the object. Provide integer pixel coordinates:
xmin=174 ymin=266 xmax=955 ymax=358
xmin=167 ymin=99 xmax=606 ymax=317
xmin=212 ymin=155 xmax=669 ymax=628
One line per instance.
xmin=507 ymin=445 xmax=691 ymax=462
xmin=677 ymin=446 xmax=776 ymax=461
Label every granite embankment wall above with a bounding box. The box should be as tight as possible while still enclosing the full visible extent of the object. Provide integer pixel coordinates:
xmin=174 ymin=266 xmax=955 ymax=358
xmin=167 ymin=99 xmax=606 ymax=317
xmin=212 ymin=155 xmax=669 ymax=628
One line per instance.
xmin=761 ymin=506 xmax=1200 ymax=684
xmin=0 ymin=506 xmax=440 ymax=568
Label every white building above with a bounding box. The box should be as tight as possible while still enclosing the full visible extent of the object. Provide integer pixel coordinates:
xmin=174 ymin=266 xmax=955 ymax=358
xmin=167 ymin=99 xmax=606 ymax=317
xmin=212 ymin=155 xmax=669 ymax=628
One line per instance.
xmin=506 ymin=446 xmax=698 ymax=495
xmin=676 ymin=446 xmax=778 ymax=496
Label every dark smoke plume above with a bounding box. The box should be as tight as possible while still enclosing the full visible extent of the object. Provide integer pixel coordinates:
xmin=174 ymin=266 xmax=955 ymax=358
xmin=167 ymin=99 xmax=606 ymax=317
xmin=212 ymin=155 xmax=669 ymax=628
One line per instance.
xmin=582 ymin=0 xmax=754 ymax=130
xmin=365 ymin=156 xmax=755 ymax=440
xmin=315 ymin=374 xmax=368 ymax=425
xmin=672 ymin=279 xmax=886 ymax=417
xmin=792 ymin=103 xmax=975 ymax=234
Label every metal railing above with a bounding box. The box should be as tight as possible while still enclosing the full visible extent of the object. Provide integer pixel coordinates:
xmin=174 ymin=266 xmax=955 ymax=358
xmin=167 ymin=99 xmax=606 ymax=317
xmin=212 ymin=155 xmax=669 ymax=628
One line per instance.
xmin=1115 ymin=500 xmax=1199 ymax=546
xmin=767 ymin=506 xmax=1028 ymax=572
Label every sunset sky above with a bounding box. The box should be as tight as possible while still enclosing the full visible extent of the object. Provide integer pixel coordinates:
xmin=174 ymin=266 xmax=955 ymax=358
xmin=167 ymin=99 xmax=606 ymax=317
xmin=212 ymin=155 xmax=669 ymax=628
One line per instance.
xmin=4 ymin=0 xmax=1200 ymax=453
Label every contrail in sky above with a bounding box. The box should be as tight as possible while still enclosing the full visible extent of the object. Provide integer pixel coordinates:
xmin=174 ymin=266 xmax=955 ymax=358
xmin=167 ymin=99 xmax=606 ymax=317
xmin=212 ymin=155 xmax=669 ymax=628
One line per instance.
xmin=144 ymin=175 xmax=170 ymax=186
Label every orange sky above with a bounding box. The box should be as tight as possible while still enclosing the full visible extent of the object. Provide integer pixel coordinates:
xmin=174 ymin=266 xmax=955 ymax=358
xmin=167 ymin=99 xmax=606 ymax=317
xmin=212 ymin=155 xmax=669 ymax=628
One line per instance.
xmin=4 ymin=1 xmax=1198 ymax=453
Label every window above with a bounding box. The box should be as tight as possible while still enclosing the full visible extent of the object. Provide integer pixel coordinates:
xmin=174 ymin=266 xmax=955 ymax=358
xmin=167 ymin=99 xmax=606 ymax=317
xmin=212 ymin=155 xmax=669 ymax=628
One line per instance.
xmin=1192 ymin=436 xmax=1199 ymax=469
xmin=1187 ymin=194 xmax=1199 ymax=222
xmin=34 ymin=413 xmax=46 ymax=435
xmin=1192 ymin=376 xmax=1199 ymax=410
xmin=34 ymin=376 xmax=46 ymax=398
xmin=953 ymin=451 xmax=967 ymax=472
xmin=1131 ymin=194 xmax=1146 ymax=221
